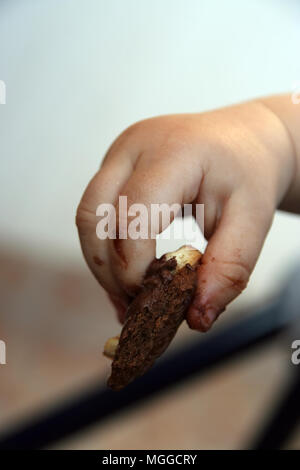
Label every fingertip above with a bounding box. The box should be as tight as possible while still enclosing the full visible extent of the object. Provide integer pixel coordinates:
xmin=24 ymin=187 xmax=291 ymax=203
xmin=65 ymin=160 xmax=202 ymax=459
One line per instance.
xmin=186 ymin=304 xmax=212 ymax=332
xmin=187 ymin=302 xmax=225 ymax=332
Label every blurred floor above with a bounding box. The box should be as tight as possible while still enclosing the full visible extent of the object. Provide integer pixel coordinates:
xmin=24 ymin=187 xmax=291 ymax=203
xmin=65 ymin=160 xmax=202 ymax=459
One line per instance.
xmin=0 ymin=245 xmax=299 ymax=449
xmin=54 ymin=344 xmax=289 ymax=450
xmin=0 ymin=245 xmax=115 ymax=429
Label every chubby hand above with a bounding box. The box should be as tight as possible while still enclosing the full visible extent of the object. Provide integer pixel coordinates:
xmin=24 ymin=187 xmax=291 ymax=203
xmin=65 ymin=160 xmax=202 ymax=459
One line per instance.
xmin=76 ymin=97 xmax=296 ymax=331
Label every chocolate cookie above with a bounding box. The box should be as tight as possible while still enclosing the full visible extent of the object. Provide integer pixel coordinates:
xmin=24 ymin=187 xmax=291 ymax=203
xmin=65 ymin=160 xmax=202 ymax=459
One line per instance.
xmin=104 ymin=246 xmax=202 ymax=390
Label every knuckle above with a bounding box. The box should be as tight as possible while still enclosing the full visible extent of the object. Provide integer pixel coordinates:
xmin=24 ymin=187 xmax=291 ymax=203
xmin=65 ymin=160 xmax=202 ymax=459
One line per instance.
xmin=119 ymin=121 xmax=142 ymax=140
xmin=159 ymin=128 xmax=191 ymax=157
xmin=215 ymin=259 xmax=250 ymax=293
xmin=75 ymin=202 xmax=95 ymax=232
xmin=102 ymin=121 xmax=143 ymax=163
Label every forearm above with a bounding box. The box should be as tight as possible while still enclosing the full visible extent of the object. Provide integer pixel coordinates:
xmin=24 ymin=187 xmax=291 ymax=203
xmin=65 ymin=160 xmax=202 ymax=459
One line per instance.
xmin=258 ymin=94 xmax=300 ymax=214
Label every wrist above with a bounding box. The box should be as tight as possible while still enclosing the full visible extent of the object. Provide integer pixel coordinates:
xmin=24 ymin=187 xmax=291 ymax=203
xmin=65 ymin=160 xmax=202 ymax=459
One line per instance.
xmin=258 ymin=95 xmax=300 ymax=213
xmin=251 ymin=99 xmax=296 ymax=209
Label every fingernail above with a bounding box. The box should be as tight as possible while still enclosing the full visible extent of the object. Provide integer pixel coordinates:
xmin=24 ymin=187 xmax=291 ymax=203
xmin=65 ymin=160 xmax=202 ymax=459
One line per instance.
xmin=202 ymin=308 xmax=218 ymax=326
xmin=202 ymin=306 xmax=225 ymax=330
xmin=187 ymin=304 xmax=224 ymax=332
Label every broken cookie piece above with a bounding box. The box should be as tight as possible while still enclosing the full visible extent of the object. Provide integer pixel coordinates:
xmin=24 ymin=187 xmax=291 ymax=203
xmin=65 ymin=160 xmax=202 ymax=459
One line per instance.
xmin=104 ymin=245 xmax=202 ymax=390
xmin=103 ymin=335 xmax=120 ymax=359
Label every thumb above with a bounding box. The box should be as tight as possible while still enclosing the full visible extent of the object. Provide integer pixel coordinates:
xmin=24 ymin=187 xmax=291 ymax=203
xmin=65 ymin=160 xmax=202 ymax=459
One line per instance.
xmin=187 ymin=192 xmax=274 ymax=331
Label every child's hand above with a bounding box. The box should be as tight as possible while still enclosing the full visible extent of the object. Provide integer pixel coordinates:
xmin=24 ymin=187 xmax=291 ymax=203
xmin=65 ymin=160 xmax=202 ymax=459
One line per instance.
xmin=76 ymin=96 xmax=299 ymax=331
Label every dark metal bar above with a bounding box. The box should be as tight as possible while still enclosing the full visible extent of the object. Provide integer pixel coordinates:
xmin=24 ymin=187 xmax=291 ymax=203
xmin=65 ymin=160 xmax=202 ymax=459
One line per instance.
xmin=252 ymin=364 xmax=300 ymax=449
xmin=258 ymin=372 xmax=300 ymax=449
xmin=249 ymin=266 xmax=300 ymax=449
xmin=0 ymin=291 xmax=291 ymax=450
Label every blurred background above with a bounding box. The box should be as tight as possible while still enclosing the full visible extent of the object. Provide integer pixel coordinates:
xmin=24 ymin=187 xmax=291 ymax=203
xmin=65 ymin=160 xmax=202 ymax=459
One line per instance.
xmin=0 ymin=0 xmax=300 ymax=449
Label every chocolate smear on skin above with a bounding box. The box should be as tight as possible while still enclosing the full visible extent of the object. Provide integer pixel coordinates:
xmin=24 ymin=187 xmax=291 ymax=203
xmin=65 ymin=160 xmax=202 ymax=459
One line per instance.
xmin=93 ymin=256 xmax=104 ymax=266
